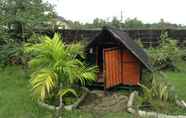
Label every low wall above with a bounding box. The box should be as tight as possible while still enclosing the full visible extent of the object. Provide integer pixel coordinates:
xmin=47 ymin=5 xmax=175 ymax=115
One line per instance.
xmin=36 ymin=29 xmax=186 ymax=47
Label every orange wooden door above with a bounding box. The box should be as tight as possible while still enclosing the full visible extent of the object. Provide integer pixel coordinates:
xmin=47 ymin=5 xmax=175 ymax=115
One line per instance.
xmin=121 ymin=51 xmax=140 ymax=85
xmin=104 ymin=48 xmax=121 ymax=88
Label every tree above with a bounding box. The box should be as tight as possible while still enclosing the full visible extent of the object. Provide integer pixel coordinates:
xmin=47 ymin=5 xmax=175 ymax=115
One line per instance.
xmin=0 ymin=0 xmax=56 ymax=66
xmin=0 ymin=0 xmax=56 ymax=39
xmin=92 ymin=18 xmax=107 ymax=28
xmin=25 ymin=33 xmax=97 ymax=108
xmin=111 ymin=17 xmax=123 ymax=28
xmin=124 ymin=18 xmax=144 ymax=28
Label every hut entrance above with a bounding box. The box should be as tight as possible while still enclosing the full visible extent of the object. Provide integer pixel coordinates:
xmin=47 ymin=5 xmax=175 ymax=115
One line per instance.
xmin=104 ymin=48 xmax=121 ymax=88
xmin=103 ymin=48 xmax=140 ymax=89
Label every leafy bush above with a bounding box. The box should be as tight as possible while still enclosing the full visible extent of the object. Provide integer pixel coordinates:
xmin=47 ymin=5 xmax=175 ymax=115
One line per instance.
xmin=25 ymin=33 xmax=97 ymax=104
xmin=147 ymin=32 xmax=184 ymax=71
xmin=135 ymin=38 xmax=144 ymax=48
xmin=182 ymin=44 xmax=186 ymax=61
xmin=0 ymin=39 xmax=26 ymax=66
xmin=136 ymin=70 xmax=180 ymax=113
xmin=139 ymin=71 xmax=177 ymax=107
xmin=0 ymin=33 xmax=44 ymax=67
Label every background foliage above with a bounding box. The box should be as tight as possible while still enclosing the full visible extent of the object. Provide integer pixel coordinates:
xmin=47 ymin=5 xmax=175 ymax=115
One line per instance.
xmin=0 ymin=0 xmax=56 ymax=66
xmin=147 ymin=32 xmax=184 ymax=71
xmin=64 ymin=17 xmax=185 ymax=29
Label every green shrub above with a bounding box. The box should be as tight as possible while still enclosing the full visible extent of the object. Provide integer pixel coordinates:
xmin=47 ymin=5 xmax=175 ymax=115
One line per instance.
xmin=25 ymin=33 xmax=98 ymax=104
xmin=0 ymin=33 xmax=42 ymax=67
xmin=139 ymin=71 xmax=177 ymax=103
xmin=147 ymin=32 xmax=184 ymax=71
xmin=0 ymin=40 xmax=25 ymax=66
xmin=135 ymin=38 xmax=144 ymax=48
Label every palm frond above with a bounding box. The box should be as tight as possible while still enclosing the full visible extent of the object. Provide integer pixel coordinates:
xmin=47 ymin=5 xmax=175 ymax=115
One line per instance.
xmin=58 ymin=88 xmax=78 ymax=97
xmin=76 ymin=65 xmax=98 ymax=86
xmin=25 ymin=33 xmax=98 ymax=102
xmin=65 ymin=42 xmax=84 ymax=59
xmin=30 ymin=69 xmax=58 ymax=101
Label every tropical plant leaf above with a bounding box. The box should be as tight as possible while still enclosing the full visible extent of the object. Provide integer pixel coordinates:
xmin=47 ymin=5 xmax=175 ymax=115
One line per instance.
xmin=58 ymin=88 xmax=78 ymax=97
xmin=25 ymin=33 xmax=97 ymax=102
xmin=30 ymin=69 xmax=58 ymax=101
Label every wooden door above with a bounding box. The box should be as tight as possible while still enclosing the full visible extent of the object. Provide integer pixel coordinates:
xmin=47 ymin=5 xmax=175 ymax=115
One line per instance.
xmin=104 ymin=48 xmax=121 ymax=88
xmin=121 ymin=50 xmax=140 ymax=85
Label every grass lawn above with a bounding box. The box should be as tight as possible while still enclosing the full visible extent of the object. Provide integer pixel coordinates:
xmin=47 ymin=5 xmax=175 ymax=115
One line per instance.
xmin=1 ymin=65 xmax=185 ymax=117
xmin=0 ymin=66 xmax=52 ymax=118
xmin=164 ymin=61 xmax=186 ymax=101
xmin=0 ymin=66 xmax=132 ymax=118
xmin=166 ymin=71 xmax=186 ymax=101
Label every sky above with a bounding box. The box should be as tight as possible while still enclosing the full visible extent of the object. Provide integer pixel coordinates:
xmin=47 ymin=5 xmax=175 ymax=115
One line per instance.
xmin=48 ymin=0 xmax=186 ymax=25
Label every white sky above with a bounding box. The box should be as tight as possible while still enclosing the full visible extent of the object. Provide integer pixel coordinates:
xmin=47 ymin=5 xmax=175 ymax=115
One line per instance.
xmin=48 ymin=0 xmax=186 ymax=25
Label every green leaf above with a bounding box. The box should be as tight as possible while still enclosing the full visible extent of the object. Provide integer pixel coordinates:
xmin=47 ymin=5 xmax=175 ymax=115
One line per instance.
xmin=58 ymin=88 xmax=78 ymax=97
xmin=30 ymin=68 xmax=58 ymax=101
xmin=25 ymin=33 xmax=97 ymax=101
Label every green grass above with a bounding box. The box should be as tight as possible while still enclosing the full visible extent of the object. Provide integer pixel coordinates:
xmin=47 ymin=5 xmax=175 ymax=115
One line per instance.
xmin=63 ymin=111 xmax=132 ymax=118
xmin=2 ymin=65 xmax=186 ymax=117
xmin=0 ymin=66 xmax=132 ymax=118
xmin=0 ymin=66 xmax=52 ymax=118
xmin=149 ymin=68 xmax=186 ymax=115
xmin=165 ymin=61 xmax=186 ymax=100
xmin=166 ymin=71 xmax=186 ymax=101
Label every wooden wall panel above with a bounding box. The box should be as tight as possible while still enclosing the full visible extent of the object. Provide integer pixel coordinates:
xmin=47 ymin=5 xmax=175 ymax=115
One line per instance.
xmin=104 ymin=49 xmax=140 ymax=88
xmin=122 ymin=50 xmax=138 ymax=62
xmin=121 ymin=51 xmax=140 ymax=85
xmin=104 ymin=48 xmax=121 ymax=88
xmin=122 ymin=62 xmax=140 ymax=85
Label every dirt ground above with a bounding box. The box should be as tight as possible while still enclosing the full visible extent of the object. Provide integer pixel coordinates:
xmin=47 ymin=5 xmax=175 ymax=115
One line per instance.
xmin=79 ymin=90 xmax=129 ymax=112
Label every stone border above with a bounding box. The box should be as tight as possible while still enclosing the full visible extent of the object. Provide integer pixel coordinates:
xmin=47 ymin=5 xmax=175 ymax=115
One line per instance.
xmin=127 ymin=91 xmax=186 ymax=118
xmin=37 ymin=87 xmax=90 ymax=111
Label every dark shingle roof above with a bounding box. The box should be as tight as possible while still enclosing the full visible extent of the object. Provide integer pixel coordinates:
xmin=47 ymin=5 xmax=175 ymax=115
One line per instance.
xmin=107 ymin=28 xmax=152 ymax=71
xmin=88 ymin=27 xmax=152 ymax=71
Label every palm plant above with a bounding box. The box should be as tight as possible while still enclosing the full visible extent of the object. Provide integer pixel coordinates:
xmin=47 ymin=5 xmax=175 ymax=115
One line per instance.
xmin=25 ymin=33 xmax=97 ymax=103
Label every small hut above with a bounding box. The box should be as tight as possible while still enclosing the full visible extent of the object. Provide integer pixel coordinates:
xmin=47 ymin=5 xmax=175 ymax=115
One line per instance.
xmin=86 ymin=27 xmax=152 ymax=89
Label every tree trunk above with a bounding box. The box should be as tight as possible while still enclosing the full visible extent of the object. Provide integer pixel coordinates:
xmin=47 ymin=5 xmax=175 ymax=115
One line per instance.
xmin=54 ymin=96 xmax=63 ymax=118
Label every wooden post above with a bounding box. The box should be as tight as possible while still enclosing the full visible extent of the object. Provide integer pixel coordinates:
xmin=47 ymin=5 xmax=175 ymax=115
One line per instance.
xmin=96 ymin=47 xmax=98 ymax=66
xmin=95 ymin=47 xmax=99 ymax=82
xmin=139 ymin=64 xmax=143 ymax=83
xmin=103 ymin=48 xmax=107 ymax=95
